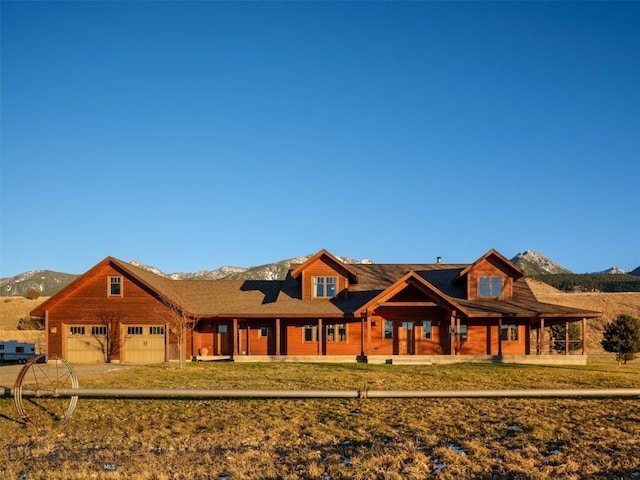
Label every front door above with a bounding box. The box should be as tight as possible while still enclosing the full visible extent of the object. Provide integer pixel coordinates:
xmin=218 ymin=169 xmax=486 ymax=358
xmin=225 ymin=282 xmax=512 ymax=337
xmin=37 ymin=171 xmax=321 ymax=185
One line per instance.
xmin=399 ymin=322 xmax=414 ymax=355
xmin=215 ymin=324 xmax=230 ymax=355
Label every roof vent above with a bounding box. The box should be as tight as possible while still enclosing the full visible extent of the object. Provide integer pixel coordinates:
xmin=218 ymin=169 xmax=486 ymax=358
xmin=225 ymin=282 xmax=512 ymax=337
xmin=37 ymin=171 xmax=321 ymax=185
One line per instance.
xmin=437 ymin=256 xmax=443 ymax=263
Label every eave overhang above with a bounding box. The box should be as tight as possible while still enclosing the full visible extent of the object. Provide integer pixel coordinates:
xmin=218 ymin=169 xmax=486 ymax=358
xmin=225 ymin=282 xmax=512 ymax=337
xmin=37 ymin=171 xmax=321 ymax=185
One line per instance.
xmin=357 ymin=271 xmax=469 ymax=317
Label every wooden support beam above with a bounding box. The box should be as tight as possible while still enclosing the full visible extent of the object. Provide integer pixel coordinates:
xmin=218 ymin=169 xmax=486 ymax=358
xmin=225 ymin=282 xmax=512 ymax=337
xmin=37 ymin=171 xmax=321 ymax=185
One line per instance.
xmin=275 ymin=318 xmax=281 ymax=356
xmin=565 ymin=321 xmax=569 ymax=356
xmin=232 ymin=318 xmax=238 ymax=357
xmin=582 ymin=317 xmax=587 ymax=355
xmin=449 ymin=315 xmax=456 ymax=355
xmin=498 ymin=318 xmax=503 ymax=356
xmin=246 ymin=322 xmax=250 ymax=356
xmin=318 ymin=318 xmax=323 ymax=356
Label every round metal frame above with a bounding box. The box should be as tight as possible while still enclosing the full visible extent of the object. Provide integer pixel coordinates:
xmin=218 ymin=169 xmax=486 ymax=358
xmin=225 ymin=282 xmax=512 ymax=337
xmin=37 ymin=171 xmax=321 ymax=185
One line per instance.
xmin=13 ymin=354 xmax=79 ymax=426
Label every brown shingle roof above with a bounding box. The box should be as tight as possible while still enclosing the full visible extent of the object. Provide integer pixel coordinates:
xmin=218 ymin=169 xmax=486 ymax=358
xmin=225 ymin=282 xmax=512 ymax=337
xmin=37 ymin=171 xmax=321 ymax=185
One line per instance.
xmin=111 ymin=260 xmax=598 ymax=320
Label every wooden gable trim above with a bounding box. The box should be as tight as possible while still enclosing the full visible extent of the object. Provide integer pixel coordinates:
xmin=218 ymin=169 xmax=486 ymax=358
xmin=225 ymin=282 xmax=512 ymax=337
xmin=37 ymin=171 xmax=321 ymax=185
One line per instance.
xmin=290 ymin=249 xmax=358 ymax=283
xmin=30 ymin=256 xmax=116 ymax=317
xmin=358 ymin=271 xmax=469 ymax=316
xmin=454 ymin=249 xmax=524 ymax=283
xmin=29 ymin=256 xmax=181 ymax=318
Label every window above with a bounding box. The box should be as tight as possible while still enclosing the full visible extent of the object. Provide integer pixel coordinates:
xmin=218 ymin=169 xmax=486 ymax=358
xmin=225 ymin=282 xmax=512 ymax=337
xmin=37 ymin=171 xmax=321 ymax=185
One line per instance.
xmin=91 ymin=326 xmax=107 ymax=335
xmin=217 ymin=325 xmax=228 ymax=334
xmin=459 ymin=324 xmax=468 ymax=342
xmin=422 ymin=320 xmax=432 ymax=340
xmin=478 ymin=276 xmax=502 ymax=298
xmin=109 ymin=276 xmax=122 ymax=296
xmin=0 ymin=345 xmax=4 ymax=350
xmin=70 ymin=326 xmax=85 ymax=335
xmin=259 ymin=326 xmax=269 ymax=338
xmin=501 ymin=324 xmax=519 ymax=341
xmin=326 ymin=323 xmax=347 ymax=342
xmin=384 ymin=320 xmax=393 ymax=339
xmin=127 ymin=326 xmax=143 ymax=335
xmin=16 ymin=346 xmax=24 ymax=353
xmin=303 ymin=325 xmax=317 ymax=342
xmin=150 ymin=326 xmax=165 ymax=335
xmin=312 ymin=276 xmax=337 ymax=298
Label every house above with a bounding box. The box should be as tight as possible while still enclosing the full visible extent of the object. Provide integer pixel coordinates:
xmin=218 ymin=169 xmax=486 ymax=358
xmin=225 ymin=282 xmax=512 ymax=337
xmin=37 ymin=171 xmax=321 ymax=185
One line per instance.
xmin=30 ymin=249 xmax=600 ymax=365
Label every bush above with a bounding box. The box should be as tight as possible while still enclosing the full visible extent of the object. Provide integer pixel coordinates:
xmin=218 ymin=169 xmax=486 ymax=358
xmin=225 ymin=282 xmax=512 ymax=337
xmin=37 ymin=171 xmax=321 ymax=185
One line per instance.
xmin=26 ymin=288 xmax=41 ymax=300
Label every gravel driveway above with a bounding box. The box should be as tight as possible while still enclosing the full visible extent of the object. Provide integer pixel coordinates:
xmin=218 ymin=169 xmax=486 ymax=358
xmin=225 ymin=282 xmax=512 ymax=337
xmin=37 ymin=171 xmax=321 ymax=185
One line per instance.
xmin=0 ymin=363 xmax=135 ymax=389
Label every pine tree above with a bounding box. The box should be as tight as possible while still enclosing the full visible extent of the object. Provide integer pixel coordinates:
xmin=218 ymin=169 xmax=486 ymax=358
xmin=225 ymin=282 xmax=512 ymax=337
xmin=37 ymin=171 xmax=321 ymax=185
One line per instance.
xmin=601 ymin=314 xmax=640 ymax=365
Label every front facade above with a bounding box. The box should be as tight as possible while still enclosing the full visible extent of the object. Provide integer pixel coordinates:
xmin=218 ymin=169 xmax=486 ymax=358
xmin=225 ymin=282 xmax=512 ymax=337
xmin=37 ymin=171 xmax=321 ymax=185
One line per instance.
xmin=31 ymin=249 xmax=600 ymax=365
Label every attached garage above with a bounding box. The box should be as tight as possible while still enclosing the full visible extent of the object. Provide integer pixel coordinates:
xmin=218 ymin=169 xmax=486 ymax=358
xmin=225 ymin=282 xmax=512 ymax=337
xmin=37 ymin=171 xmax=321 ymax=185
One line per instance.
xmin=122 ymin=325 xmax=166 ymax=364
xmin=65 ymin=325 xmax=108 ymax=363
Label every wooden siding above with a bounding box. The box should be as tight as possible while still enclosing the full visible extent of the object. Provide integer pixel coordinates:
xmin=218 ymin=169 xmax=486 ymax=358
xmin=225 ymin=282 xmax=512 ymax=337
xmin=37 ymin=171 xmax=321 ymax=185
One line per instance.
xmin=456 ymin=321 xmax=526 ymax=355
xmin=43 ymin=262 xmax=184 ymax=363
xmin=465 ymin=257 xmax=514 ymax=301
xmin=299 ymin=258 xmax=349 ymax=301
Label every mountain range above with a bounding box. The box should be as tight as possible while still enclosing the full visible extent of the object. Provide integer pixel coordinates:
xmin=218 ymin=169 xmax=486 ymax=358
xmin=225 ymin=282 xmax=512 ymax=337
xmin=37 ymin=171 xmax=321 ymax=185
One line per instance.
xmin=1 ymin=251 xmax=637 ymax=297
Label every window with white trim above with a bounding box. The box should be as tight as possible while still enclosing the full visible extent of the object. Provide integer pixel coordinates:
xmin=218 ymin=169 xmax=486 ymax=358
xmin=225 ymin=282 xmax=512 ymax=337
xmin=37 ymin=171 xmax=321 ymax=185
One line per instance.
xmin=150 ymin=326 xmax=165 ymax=335
xmin=312 ymin=276 xmax=337 ymax=298
xmin=127 ymin=326 xmax=143 ymax=335
xmin=259 ymin=326 xmax=269 ymax=338
xmin=70 ymin=326 xmax=85 ymax=335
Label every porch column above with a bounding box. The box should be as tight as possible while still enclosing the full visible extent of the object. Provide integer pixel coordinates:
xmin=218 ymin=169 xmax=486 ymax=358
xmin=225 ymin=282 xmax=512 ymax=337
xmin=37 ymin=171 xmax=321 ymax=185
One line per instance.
xmin=275 ymin=318 xmax=281 ymax=356
xmin=455 ymin=317 xmax=461 ymax=355
xmin=498 ymin=317 xmax=503 ymax=356
xmin=582 ymin=317 xmax=587 ymax=355
xmin=449 ymin=315 xmax=456 ymax=355
xmin=246 ymin=322 xmax=251 ymax=355
xmin=367 ymin=313 xmax=372 ymax=356
xmin=540 ymin=318 xmax=545 ymax=355
xmin=232 ymin=318 xmax=238 ymax=357
xmin=318 ymin=318 xmax=323 ymax=355
xmin=565 ymin=321 xmax=570 ymax=355
xmin=360 ymin=315 xmax=365 ymax=356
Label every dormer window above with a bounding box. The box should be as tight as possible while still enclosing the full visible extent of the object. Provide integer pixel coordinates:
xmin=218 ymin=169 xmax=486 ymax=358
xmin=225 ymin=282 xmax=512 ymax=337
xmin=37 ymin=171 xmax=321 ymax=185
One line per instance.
xmin=478 ymin=276 xmax=502 ymax=298
xmin=312 ymin=276 xmax=337 ymax=298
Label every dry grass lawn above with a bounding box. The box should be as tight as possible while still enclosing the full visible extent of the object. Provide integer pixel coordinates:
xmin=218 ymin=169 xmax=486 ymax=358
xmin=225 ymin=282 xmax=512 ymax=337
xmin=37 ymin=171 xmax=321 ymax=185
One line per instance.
xmin=1 ymin=361 xmax=639 ymax=479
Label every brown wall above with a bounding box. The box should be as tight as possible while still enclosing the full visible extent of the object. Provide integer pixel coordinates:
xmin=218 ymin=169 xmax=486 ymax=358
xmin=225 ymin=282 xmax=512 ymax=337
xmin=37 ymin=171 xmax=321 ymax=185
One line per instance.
xmin=45 ymin=262 xmax=179 ymax=361
xmin=466 ymin=258 xmax=514 ymax=301
xmin=457 ymin=321 xmax=525 ymax=355
xmin=299 ymin=258 xmax=349 ymax=301
xmin=280 ymin=319 xmax=362 ymax=356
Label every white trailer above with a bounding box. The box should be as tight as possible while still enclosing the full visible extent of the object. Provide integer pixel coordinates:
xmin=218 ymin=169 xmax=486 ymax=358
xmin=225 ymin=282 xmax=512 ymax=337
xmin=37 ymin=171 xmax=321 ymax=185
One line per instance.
xmin=0 ymin=340 xmax=36 ymax=364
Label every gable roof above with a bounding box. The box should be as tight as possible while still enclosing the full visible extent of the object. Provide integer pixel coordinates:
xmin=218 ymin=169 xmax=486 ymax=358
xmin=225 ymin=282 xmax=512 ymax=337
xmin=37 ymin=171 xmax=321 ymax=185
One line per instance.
xmin=31 ymin=251 xmax=599 ymax=321
xmin=454 ymin=249 xmax=525 ymax=282
xmin=290 ymin=249 xmax=358 ymax=283
xmin=357 ymin=270 xmax=469 ymax=316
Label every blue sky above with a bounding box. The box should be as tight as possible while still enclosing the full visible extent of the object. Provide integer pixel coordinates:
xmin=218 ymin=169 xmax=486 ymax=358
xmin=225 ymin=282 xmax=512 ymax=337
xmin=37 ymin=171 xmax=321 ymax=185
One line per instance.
xmin=1 ymin=1 xmax=638 ymax=277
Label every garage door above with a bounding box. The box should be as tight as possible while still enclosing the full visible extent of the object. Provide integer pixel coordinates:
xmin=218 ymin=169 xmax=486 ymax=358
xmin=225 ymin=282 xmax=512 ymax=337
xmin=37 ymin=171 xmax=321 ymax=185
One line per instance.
xmin=66 ymin=325 xmax=107 ymax=363
xmin=123 ymin=325 xmax=166 ymax=364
